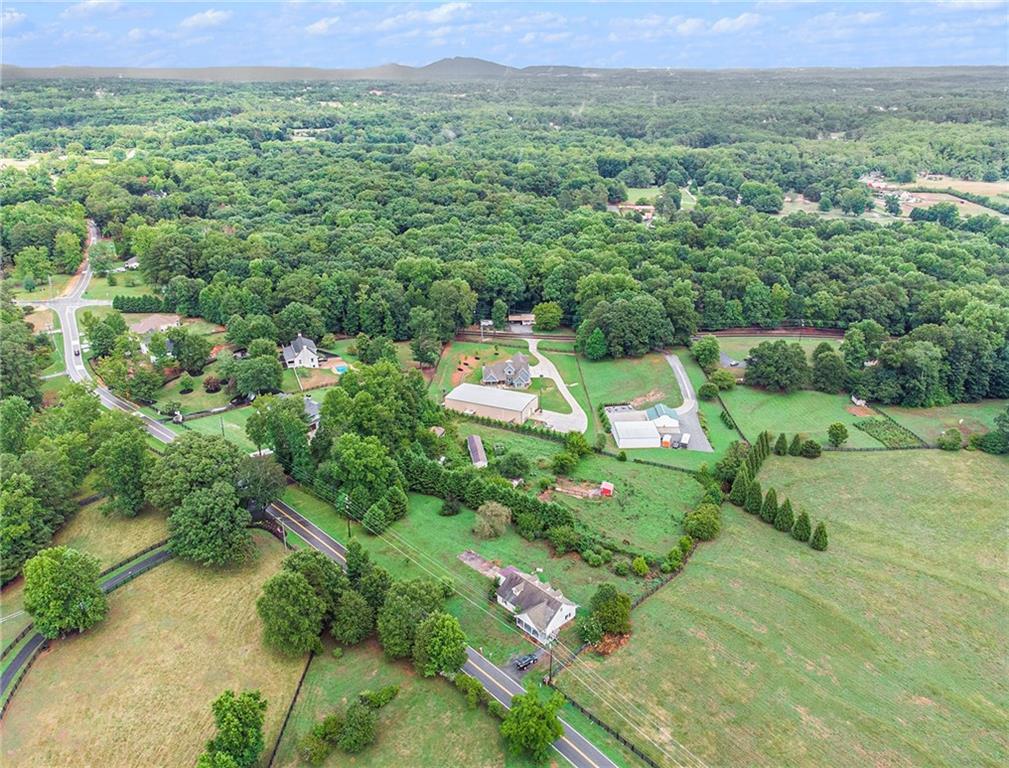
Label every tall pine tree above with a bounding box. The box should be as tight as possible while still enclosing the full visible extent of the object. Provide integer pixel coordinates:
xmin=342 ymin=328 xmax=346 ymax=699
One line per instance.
xmin=792 ymin=510 xmax=812 ymax=542
xmin=760 ymin=488 xmax=778 ymax=524
xmin=729 ymin=466 xmax=751 ymax=506
xmin=744 ymin=480 xmax=763 ymax=515
xmin=774 ymin=498 xmax=795 ymax=532
xmin=774 ymin=433 xmax=788 ymax=456
xmin=810 ymin=522 xmax=829 ymax=551
xmin=788 ymin=434 xmax=803 ymax=456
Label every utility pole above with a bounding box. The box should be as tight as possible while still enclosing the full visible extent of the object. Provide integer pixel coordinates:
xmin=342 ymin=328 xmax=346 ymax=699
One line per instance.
xmin=343 ymin=495 xmax=352 ymax=539
xmin=547 ymin=642 xmax=554 ymax=685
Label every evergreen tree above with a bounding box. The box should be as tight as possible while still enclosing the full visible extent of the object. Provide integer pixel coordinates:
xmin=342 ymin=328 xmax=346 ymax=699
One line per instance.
xmin=744 ymin=480 xmax=763 ymax=514
xmin=810 ymin=522 xmax=829 ymax=551
xmin=792 ymin=510 xmax=812 ymax=542
xmin=774 ymin=432 xmax=788 ymax=455
xmin=788 ymin=434 xmax=803 ymax=456
xmin=583 ymin=327 xmax=608 ymax=361
xmin=729 ymin=466 xmax=750 ymax=506
xmin=774 ymin=498 xmax=795 ymax=532
xmin=759 ymin=488 xmax=778 ymax=524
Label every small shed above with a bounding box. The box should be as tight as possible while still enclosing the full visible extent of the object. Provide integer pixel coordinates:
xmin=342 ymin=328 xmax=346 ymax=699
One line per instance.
xmin=467 ymin=434 xmax=488 ymax=469
xmin=599 ymin=481 xmax=615 ymax=497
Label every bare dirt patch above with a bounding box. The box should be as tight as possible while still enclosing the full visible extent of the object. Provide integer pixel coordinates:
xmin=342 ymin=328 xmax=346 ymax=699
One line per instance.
xmin=451 ymin=354 xmax=480 ymax=386
xmin=295 ymin=367 xmax=339 ymax=390
xmin=846 ymin=404 xmax=875 ymax=417
xmin=554 ymin=478 xmax=604 ymax=500
xmin=629 ymin=388 xmax=664 ymax=408
xmin=24 ymin=309 xmax=55 ymax=332
xmin=590 ymin=633 xmax=630 ymax=656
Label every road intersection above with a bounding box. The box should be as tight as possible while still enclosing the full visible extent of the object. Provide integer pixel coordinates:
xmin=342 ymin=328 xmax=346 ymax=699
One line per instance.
xmin=21 ymin=221 xmax=619 ymax=768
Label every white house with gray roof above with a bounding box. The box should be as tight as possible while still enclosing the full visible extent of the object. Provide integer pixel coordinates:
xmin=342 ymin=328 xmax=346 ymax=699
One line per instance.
xmin=482 ymin=352 xmax=532 ymax=389
xmin=282 ymin=333 xmax=319 ymax=369
xmin=495 ymin=567 xmax=577 ymax=643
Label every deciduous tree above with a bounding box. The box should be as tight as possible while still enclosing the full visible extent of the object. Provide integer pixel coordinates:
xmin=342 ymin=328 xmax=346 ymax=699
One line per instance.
xmin=23 ymin=546 xmax=108 ymax=639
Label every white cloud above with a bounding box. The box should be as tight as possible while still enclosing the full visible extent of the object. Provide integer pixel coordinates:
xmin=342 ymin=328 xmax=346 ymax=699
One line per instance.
xmin=376 ymin=2 xmax=470 ymax=32
xmin=305 ymin=16 xmax=340 ymax=35
xmin=179 ymin=9 xmax=232 ymax=30
xmin=932 ymin=0 xmax=1005 ymax=9
xmin=2 ymin=8 xmax=26 ymax=27
xmin=711 ymin=13 xmax=762 ymax=34
xmin=676 ymin=18 xmax=706 ymax=35
xmin=60 ymin=0 xmax=121 ymax=18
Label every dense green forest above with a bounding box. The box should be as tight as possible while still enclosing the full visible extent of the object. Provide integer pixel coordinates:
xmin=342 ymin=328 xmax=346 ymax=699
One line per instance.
xmin=2 ymin=68 xmax=1008 ymax=409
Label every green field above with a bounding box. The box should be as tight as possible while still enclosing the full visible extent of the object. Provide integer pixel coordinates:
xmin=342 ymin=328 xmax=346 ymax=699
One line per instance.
xmin=152 ymin=359 xmax=233 ymax=414
xmin=715 ymin=335 xmax=840 ymax=367
xmin=39 ymin=333 xmax=65 ymax=376
xmin=549 ymin=351 xmax=597 ymax=442
xmin=528 ymin=375 xmax=570 ymax=413
xmin=625 ymin=186 xmax=661 ymax=202
xmin=579 ymin=352 xmax=683 ymax=411
xmin=183 ymin=406 xmax=257 ymax=452
xmin=82 ymin=272 xmax=154 ymax=301
xmin=281 ymin=487 xmax=644 ymax=662
xmin=273 ymin=639 xmax=533 ymax=768
xmin=556 ymin=451 xmax=1009 ymax=768
xmin=881 ymin=399 xmax=1008 ymax=445
xmin=1 ymin=532 xmax=304 ymax=768
xmin=7 ymin=273 xmax=72 ymax=301
xmin=453 ymin=422 xmax=703 ymax=557
xmin=720 ymin=386 xmax=882 ymax=447
xmin=0 ymin=499 xmax=168 ymax=646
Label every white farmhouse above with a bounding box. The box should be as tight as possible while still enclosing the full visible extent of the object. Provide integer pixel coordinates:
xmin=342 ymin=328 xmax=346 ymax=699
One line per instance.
xmin=282 ymin=333 xmax=319 ymax=369
xmin=495 ymin=567 xmax=577 ymax=643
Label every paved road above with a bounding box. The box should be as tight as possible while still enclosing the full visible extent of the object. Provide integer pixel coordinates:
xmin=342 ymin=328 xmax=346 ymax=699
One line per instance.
xmin=264 ymin=500 xmax=617 ymax=768
xmin=1 ymin=547 xmax=173 ymax=698
xmin=526 ymin=338 xmax=588 ymax=433
xmin=664 ymin=354 xmax=713 ymax=453
xmin=26 ymin=227 xmax=618 ymax=767
xmin=21 ymin=221 xmax=178 ymax=444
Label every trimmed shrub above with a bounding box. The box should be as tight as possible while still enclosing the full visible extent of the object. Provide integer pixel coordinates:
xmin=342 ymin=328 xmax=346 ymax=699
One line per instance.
xmin=800 ymin=440 xmax=822 ymax=459
xmin=709 ymin=370 xmax=736 ymax=391
xmin=697 ymin=382 xmax=719 ymax=401
xmin=729 ymin=466 xmax=750 ymax=505
xmin=788 ymin=434 xmax=803 ymax=456
xmin=630 ymin=556 xmax=649 ymax=577
xmin=791 ymin=511 xmax=812 ymax=542
xmin=773 ymin=432 xmax=788 ymax=455
xmin=744 ymin=480 xmax=763 ymax=515
xmin=613 ymin=561 xmax=630 ymax=577
xmin=937 ymin=429 xmax=962 ymax=451
xmin=547 ymin=525 xmax=581 ymax=555
xmin=683 ymin=503 xmax=721 ymax=541
xmin=360 ymin=684 xmax=399 ymax=709
xmin=720 ymin=410 xmax=736 ymax=429
xmin=773 ymin=498 xmax=795 ymax=532
xmin=617 ymin=451 xmax=627 ymax=462
xmin=759 ymin=488 xmax=778 ymax=524
xmin=810 ymin=521 xmax=829 ymax=551
xmin=827 ymin=422 xmax=849 ymax=447
xmin=439 ymin=495 xmax=461 ymax=516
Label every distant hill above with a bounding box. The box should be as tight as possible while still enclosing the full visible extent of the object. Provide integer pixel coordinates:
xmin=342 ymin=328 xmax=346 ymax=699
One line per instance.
xmin=1 ymin=57 xmax=535 ymax=83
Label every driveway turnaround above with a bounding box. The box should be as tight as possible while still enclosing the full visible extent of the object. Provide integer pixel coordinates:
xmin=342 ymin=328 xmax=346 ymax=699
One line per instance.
xmin=664 ymin=353 xmax=714 ymax=453
xmin=526 ymin=338 xmax=588 ymax=433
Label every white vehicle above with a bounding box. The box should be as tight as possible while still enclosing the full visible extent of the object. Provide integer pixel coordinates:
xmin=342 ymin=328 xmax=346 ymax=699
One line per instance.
xmin=679 ymin=433 xmax=691 ymax=448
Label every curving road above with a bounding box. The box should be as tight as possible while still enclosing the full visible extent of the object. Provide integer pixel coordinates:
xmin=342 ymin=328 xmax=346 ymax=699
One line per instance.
xmin=19 ymin=224 xmax=618 ymax=767
xmin=526 ymin=338 xmax=589 ymax=433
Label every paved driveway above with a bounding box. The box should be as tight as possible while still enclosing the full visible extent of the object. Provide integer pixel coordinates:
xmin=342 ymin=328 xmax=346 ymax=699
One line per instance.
xmin=665 ymin=353 xmax=713 ymax=453
xmin=527 ymin=339 xmax=588 ymax=433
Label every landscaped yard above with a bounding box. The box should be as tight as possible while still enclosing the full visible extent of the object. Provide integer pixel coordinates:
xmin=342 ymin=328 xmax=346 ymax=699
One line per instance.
xmin=151 ymin=359 xmax=233 ymax=415
xmin=428 ymin=341 xmax=537 ymax=400
xmin=579 ymin=352 xmax=683 ymax=411
xmin=2 ymin=532 xmax=304 ymax=768
xmin=183 ymin=406 xmax=257 ymax=452
xmin=528 ymin=375 xmax=570 ymax=413
xmin=82 ymin=272 xmax=154 ymax=301
xmin=880 ymin=399 xmax=1008 ymax=446
xmin=555 ymin=451 xmax=1009 ymax=768
xmin=719 ymin=386 xmax=883 ymax=448
xmin=273 ymin=639 xmax=533 ymax=768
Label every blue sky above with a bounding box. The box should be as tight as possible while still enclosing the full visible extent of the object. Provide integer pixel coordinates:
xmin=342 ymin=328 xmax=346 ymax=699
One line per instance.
xmin=2 ymin=1 xmax=1006 ymax=69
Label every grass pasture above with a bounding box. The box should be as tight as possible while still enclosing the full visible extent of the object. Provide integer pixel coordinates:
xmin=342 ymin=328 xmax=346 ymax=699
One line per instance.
xmin=720 ymin=386 xmax=882 ymax=448
xmin=8 ymin=273 xmax=72 ymax=301
xmin=529 ymin=375 xmax=570 ymax=413
xmin=556 ymin=451 xmax=1009 ymax=768
xmin=714 ymin=334 xmax=839 ymax=367
xmin=2 ymin=532 xmax=304 ymax=768
xmin=273 ymin=639 xmax=530 ymax=768
xmin=579 ymin=353 xmax=683 ymax=411
xmin=880 ymin=399 xmax=1007 ymax=446
xmin=1 ymin=499 xmax=168 ymax=646
xmin=82 ymin=272 xmax=153 ymax=301
xmin=183 ymin=407 xmax=257 ymax=452
xmin=429 ymin=341 xmax=536 ymax=400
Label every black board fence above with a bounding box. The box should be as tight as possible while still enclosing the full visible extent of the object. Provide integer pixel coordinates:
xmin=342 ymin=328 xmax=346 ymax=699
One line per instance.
xmin=549 ymin=686 xmax=663 ymax=768
xmin=266 ymin=651 xmax=316 ymax=767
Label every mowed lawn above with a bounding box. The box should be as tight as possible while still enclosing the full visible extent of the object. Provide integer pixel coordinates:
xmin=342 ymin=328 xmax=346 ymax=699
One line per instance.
xmin=720 ymin=386 xmax=882 ymax=447
xmin=82 ymin=272 xmax=154 ymax=301
xmin=1 ymin=499 xmax=167 ymax=646
xmin=428 ymin=341 xmax=536 ymax=400
xmin=556 ymin=451 xmax=1009 ymax=768
xmin=715 ymin=335 xmax=840 ymax=367
xmin=273 ymin=639 xmax=534 ymax=768
xmin=183 ymin=407 xmax=257 ymax=452
xmin=579 ymin=352 xmax=683 ymax=411
xmin=2 ymin=532 xmax=305 ymax=768
xmin=881 ymin=399 xmax=1008 ymax=445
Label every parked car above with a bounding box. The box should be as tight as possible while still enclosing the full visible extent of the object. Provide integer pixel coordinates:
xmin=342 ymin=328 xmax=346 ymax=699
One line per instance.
xmin=73 ymin=346 xmax=80 ymax=356
xmin=514 ymin=653 xmax=538 ymax=671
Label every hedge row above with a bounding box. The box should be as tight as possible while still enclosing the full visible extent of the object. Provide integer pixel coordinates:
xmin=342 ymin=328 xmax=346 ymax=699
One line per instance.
xmin=112 ymin=294 xmax=167 ymax=313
